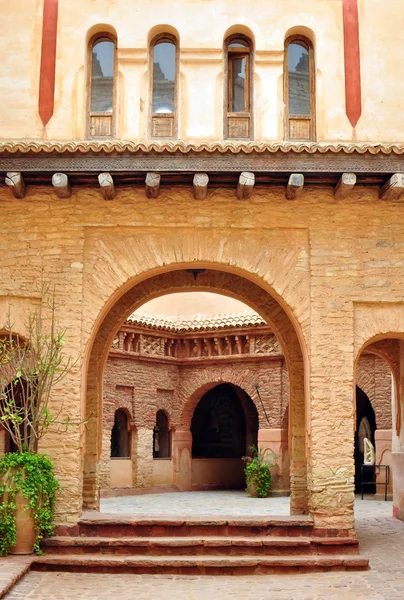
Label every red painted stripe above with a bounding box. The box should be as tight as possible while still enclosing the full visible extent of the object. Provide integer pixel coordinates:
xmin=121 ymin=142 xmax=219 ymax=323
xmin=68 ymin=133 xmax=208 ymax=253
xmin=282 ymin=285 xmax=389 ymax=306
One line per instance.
xmin=38 ymin=0 xmax=58 ymax=127
xmin=342 ymin=0 xmax=362 ymax=128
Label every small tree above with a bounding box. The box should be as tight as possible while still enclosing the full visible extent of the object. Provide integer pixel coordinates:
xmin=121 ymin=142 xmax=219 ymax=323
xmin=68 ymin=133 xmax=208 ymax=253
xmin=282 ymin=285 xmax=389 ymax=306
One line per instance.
xmin=0 ymin=291 xmax=78 ymax=555
xmin=0 ymin=293 xmax=76 ymax=453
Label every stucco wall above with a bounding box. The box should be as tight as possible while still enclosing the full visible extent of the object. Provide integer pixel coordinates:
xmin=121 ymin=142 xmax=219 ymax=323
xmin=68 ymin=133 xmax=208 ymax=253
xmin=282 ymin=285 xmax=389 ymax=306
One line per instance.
xmin=2 ymin=0 xmax=404 ymax=142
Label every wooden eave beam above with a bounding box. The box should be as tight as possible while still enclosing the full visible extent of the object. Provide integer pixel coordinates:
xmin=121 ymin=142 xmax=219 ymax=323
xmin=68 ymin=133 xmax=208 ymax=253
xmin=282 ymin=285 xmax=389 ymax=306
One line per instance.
xmin=98 ymin=172 xmax=115 ymax=200
xmin=237 ymin=172 xmax=255 ymax=199
xmin=379 ymin=174 xmax=404 ymax=200
xmin=286 ymin=173 xmax=304 ymax=200
xmin=334 ymin=172 xmax=356 ymax=199
xmin=193 ymin=173 xmax=209 ymax=200
xmin=145 ymin=172 xmax=161 ymax=198
xmin=52 ymin=172 xmax=71 ymax=198
xmin=5 ymin=172 xmax=26 ymax=198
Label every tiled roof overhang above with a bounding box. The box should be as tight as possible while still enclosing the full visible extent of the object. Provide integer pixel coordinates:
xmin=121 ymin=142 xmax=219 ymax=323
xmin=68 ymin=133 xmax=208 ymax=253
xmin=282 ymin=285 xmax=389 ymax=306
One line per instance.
xmin=1 ymin=141 xmax=404 ymax=186
xmin=126 ymin=312 xmax=266 ymax=333
xmin=1 ymin=141 xmax=404 ymax=155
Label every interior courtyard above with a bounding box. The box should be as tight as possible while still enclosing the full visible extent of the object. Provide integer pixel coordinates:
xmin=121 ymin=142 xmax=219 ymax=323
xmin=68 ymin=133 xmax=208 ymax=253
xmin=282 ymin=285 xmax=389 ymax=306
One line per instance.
xmin=2 ymin=0 xmax=404 ymax=596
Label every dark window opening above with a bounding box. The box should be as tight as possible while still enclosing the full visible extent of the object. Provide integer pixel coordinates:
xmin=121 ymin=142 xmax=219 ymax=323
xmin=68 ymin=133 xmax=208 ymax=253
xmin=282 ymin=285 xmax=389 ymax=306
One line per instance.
xmin=111 ymin=409 xmax=130 ymax=458
xmin=153 ymin=410 xmax=171 ymax=458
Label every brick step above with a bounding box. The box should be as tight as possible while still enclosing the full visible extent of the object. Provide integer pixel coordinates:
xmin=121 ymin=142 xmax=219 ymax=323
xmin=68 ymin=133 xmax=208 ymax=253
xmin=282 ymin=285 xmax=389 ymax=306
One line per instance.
xmin=31 ymin=553 xmax=369 ymax=575
xmin=42 ymin=535 xmax=359 ymax=556
xmin=65 ymin=514 xmax=315 ymax=538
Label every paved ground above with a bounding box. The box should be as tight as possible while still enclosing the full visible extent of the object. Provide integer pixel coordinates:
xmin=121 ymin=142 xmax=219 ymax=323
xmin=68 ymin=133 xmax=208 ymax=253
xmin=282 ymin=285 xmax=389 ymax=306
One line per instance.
xmin=100 ymin=490 xmax=292 ymax=516
xmin=3 ymin=493 xmax=404 ymax=600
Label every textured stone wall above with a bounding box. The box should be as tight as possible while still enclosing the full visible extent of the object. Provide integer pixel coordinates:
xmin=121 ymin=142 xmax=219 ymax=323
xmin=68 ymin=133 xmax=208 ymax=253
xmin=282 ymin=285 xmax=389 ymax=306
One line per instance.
xmin=3 ymin=183 xmax=404 ymax=530
xmin=100 ymin=353 xmax=288 ymax=489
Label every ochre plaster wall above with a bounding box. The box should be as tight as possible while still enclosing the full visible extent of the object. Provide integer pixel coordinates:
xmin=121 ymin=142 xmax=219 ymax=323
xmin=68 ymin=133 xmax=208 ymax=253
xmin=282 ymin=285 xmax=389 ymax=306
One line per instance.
xmin=2 ymin=182 xmax=404 ymax=530
xmin=3 ymin=0 xmax=404 ymax=142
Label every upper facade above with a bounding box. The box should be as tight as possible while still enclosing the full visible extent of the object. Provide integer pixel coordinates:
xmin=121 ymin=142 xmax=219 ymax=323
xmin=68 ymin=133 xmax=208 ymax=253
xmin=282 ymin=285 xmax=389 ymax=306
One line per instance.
xmin=0 ymin=0 xmax=402 ymax=144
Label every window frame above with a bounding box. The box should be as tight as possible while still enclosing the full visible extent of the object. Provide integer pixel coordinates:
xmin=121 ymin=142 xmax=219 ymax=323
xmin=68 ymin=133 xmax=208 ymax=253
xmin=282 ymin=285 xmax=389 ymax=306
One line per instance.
xmin=87 ymin=33 xmax=118 ymax=139
xmin=224 ymin=34 xmax=253 ymax=140
xmin=284 ymin=35 xmax=316 ymax=142
xmin=149 ymin=33 xmax=179 ymax=139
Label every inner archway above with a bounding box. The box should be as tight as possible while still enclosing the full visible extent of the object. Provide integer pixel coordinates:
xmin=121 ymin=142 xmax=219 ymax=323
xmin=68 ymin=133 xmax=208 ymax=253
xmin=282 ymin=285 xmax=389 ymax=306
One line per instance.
xmin=83 ymin=266 xmax=308 ymax=517
xmin=191 ymin=383 xmax=258 ymax=489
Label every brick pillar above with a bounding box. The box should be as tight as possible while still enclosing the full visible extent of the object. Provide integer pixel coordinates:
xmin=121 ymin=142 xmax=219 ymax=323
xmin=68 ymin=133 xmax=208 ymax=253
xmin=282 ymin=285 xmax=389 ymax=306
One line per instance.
xmin=172 ymin=430 xmax=192 ymax=491
xmin=134 ymin=428 xmax=154 ymax=487
xmin=308 ymin=331 xmax=355 ymax=533
xmin=288 ymin=350 xmax=309 ymax=515
xmin=258 ymin=428 xmax=289 ymax=494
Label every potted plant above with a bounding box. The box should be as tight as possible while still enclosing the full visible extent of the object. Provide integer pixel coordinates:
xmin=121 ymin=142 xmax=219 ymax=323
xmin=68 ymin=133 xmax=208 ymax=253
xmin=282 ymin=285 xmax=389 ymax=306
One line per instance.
xmin=243 ymin=446 xmax=276 ymax=498
xmin=0 ymin=293 xmax=76 ymax=555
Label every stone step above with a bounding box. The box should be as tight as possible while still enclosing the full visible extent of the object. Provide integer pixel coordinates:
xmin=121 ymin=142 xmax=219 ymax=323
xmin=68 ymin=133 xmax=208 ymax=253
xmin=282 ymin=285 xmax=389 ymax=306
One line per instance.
xmin=42 ymin=535 xmax=359 ymax=556
xmin=31 ymin=553 xmax=369 ymax=575
xmin=62 ymin=514 xmax=315 ymax=538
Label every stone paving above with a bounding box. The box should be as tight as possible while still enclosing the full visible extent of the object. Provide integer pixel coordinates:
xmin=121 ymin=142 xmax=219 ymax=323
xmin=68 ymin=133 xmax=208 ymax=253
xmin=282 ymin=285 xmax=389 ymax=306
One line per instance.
xmin=3 ymin=493 xmax=404 ymax=599
xmin=100 ymin=490 xmax=292 ymax=516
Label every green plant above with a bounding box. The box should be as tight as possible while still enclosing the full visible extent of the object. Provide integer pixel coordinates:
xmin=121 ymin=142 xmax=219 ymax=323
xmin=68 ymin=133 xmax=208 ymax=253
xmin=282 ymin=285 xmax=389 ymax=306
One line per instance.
xmin=0 ymin=292 xmax=76 ymax=453
xmin=0 ymin=452 xmax=60 ymax=555
xmin=0 ymin=287 xmax=79 ymax=554
xmin=243 ymin=446 xmax=276 ymax=498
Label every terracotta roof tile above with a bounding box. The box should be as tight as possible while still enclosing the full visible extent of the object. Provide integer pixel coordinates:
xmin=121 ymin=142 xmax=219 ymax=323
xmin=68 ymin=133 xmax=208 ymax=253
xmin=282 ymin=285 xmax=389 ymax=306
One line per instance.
xmin=1 ymin=140 xmax=404 ymax=155
xmin=127 ymin=311 xmax=266 ymax=332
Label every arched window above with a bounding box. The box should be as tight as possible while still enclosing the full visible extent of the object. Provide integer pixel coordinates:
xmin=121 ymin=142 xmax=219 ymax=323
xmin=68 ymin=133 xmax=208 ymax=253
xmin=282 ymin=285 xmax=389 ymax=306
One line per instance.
xmin=150 ymin=35 xmax=178 ymax=138
xmin=284 ymin=36 xmax=315 ymax=141
xmin=88 ymin=34 xmax=117 ymax=138
xmin=111 ymin=409 xmax=130 ymax=458
xmin=224 ymin=35 xmax=253 ymax=139
xmin=153 ymin=410 xmax=171 ymax=459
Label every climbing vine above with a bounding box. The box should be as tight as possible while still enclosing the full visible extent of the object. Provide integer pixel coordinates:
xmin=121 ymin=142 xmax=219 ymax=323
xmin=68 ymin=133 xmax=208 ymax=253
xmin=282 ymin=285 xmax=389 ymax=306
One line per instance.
xmin=0 ymin=452 xmax=60 ymax=555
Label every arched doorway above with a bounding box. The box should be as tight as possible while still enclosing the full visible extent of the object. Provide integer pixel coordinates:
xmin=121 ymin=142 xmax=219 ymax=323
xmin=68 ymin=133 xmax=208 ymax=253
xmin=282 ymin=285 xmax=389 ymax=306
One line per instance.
xmin=354 ymin=386 xmax=377 ymax=493
xmin=190 ymin=383 xmax=258 ymax=489
xmin=83 ymin=267 xmax=308 ymax=517
xmin=355 ymin=337 xmax=397 ymax=509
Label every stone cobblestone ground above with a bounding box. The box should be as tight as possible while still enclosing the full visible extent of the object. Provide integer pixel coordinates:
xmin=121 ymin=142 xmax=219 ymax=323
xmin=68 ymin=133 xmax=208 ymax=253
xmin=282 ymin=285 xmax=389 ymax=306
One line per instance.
xmin=3 ymin=494 xmax=404 ymax=600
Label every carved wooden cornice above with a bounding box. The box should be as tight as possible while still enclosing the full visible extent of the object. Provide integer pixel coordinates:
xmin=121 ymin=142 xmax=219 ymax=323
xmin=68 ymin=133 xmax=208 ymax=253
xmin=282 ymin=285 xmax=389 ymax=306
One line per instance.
xmin=2 ymin=141 xmax=404 ymax=189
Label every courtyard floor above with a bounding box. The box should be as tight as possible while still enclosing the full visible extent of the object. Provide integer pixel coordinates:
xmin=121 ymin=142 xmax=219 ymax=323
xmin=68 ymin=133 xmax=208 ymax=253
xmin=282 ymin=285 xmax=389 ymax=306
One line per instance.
xmin=3 ymin=493 xmax=404 ymax=599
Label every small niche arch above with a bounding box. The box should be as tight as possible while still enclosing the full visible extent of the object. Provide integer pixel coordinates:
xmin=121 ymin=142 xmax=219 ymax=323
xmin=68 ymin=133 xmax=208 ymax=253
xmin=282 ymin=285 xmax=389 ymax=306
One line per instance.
xmin=153 ymin=410 xmax=171 ymax=459
xmin=110 ymin=409 xmax=131 ymax=458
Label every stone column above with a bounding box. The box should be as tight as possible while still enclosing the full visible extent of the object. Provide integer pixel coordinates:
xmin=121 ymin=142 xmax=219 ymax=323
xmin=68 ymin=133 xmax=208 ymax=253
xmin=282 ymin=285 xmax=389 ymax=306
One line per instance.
xmin=258 ymin=428 xmax=289 ymax=494
xmin=172 ymin=430 xmax=192 ymax=491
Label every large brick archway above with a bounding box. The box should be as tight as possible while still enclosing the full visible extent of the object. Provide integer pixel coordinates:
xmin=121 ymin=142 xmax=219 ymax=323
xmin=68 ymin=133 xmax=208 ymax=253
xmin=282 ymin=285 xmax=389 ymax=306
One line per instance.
xmin=83 ymin=266 xmax=308 ymax=516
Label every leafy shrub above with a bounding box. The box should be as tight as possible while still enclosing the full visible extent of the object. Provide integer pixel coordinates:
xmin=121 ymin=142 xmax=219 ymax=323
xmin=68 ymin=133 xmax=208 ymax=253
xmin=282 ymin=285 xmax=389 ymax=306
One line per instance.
xmin=0 ymin=452 xmax=60 ymax=555
xmin=243 ymin=446 xmax=275 ymax=498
